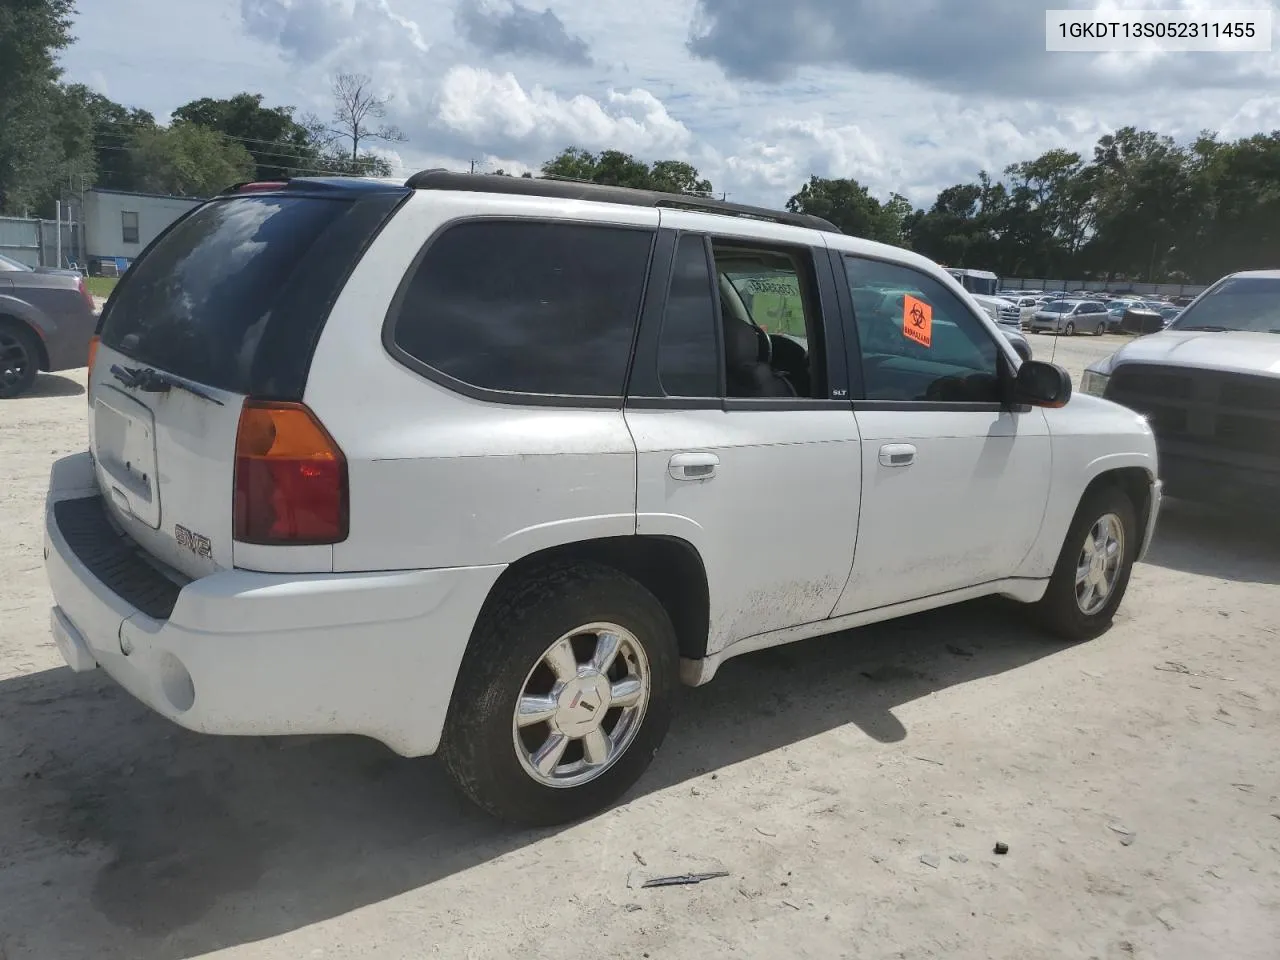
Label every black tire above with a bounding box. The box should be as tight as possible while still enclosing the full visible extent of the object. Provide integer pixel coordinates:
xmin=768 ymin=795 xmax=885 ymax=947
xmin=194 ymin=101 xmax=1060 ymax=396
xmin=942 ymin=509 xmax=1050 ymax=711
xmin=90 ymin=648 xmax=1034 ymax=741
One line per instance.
xmin=1033 ymin=484 xmax=1138 ymax=642
xmin=0 ymin=321 xmax=40 ymax=399
xmin=440 ymin=562 xmax=678 ymax=826
xmin=1063 ymin=321 xmax=1075 ymax=337
xmin=1095 ymin=321 xmax=1106 ymax=336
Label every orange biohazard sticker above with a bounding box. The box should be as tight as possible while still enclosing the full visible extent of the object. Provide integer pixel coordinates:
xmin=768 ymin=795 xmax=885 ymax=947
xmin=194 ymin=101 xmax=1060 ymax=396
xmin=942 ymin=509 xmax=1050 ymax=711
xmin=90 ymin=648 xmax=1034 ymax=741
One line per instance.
xmin=902 ymin=294 xmax=932 ymax=347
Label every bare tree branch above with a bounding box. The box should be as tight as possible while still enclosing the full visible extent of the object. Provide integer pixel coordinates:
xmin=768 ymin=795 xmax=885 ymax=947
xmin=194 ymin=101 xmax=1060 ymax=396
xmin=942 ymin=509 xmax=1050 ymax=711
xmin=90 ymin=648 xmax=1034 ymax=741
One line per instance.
xmin=330 ymin=72 xmax=407 ymax=163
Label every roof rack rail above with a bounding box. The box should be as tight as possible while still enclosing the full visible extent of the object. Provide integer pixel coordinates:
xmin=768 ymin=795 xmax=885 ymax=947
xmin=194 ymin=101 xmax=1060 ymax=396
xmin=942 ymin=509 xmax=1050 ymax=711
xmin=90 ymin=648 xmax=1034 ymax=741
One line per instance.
xmin=403 ymin=170 xmax=842 ymax=234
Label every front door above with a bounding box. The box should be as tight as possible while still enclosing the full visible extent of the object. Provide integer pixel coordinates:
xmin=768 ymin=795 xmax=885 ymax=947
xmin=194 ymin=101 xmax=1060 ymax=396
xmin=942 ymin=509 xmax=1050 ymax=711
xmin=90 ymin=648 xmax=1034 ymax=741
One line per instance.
xmin=625 ymin=220 xmax=861 ymax=655
xmin=831 ymin=253 xmax=1051 ymax=617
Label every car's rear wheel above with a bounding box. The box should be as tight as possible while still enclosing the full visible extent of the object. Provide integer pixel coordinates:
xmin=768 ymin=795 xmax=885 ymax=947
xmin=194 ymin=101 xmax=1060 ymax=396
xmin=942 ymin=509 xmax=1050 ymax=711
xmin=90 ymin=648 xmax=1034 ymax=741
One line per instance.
xmin=441 ymin=562 xmax=677 ymax=826
xmin=0 ymin=321 xmax=40 ymax=399
xmin=1033 ymin=484 xmax=1137 ymax=642
xmin=1063 ymin=321 xmax=1075 ymax=336
xmin=1094 ymin=321 xmax=1106 ymax=336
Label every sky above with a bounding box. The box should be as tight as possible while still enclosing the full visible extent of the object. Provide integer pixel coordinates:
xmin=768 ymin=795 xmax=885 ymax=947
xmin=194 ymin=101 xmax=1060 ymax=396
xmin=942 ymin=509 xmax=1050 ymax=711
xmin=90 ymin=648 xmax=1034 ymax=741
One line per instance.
xmin=58 ymin=0 xmax=1280 ymax=209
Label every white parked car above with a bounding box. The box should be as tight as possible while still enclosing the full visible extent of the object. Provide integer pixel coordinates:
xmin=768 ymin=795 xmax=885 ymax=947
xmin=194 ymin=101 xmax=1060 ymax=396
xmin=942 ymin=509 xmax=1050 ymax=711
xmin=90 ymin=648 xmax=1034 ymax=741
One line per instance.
xmin=44 ymin=174 xmax=1162 ymax=825
xmin=1083 ymin=270 xmax=1279 ymax=510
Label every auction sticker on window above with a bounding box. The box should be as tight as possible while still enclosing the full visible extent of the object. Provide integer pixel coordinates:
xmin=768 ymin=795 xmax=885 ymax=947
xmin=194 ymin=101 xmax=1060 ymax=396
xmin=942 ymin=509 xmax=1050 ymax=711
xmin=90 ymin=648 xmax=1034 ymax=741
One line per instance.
xmin=903 ymin=295 xmax=932 ymax=348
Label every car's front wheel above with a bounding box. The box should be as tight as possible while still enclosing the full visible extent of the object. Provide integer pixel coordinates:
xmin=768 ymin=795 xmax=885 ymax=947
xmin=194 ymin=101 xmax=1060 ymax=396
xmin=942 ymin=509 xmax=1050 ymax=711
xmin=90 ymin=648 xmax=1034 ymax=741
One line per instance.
xmin=1033 ymin=484 xmax=1138 ymax=642
xmin=441 ymin=562 xmax=677 ymax=826
xmin=1063 ymin=320 xmax=1076 ymax=336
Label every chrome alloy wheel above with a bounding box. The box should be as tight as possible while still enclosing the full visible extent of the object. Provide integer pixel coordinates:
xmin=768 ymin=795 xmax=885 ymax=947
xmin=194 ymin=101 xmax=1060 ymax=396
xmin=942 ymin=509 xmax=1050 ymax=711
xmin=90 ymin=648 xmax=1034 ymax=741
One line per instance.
xmin=1075 ymin=513 xmax=1125 ymax=615
xmin=512 ymin=622 xmax=651 ymax=789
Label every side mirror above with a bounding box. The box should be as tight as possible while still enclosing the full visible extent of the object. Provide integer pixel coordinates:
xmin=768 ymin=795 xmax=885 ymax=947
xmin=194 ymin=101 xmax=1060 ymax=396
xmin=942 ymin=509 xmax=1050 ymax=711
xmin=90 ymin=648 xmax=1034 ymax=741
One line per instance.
xmin=1015 ymin=360 xmax=1072 ymax=408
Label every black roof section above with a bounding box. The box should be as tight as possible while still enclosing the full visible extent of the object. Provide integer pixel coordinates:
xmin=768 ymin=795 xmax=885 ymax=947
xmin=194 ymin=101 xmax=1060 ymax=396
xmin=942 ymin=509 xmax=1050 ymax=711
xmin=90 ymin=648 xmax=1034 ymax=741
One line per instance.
xmin=404 ymin=169 xmax=842 ymax=233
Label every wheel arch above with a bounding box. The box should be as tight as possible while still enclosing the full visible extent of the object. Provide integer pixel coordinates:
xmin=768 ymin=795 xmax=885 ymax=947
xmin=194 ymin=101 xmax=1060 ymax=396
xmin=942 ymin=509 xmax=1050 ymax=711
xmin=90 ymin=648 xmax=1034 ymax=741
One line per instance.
xmin=480 ymin=535 xmax=712 ymax=664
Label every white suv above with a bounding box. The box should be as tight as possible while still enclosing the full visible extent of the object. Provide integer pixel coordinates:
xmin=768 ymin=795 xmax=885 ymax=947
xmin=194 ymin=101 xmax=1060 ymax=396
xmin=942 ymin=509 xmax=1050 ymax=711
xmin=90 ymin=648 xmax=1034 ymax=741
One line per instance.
xmin=44 ymin=173 xmax=1162 ymax=825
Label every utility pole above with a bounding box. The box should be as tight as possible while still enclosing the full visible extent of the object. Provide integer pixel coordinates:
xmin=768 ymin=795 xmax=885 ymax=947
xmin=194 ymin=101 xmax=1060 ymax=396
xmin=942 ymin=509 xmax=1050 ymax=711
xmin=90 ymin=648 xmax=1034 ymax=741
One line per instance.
xmin=469 ymin=159 xmax=481 ymax=174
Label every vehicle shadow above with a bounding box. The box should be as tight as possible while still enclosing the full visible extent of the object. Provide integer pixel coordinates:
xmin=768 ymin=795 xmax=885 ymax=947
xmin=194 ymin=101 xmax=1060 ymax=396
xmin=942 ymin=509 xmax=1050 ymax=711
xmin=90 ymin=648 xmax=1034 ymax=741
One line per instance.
xmin=0 ymin=599 xmax=1067 ymax=959
xmin=27 ymin=373 xmax=86 ymax=398
xmin=1141 ymin=498 xmax=1280 ymax=586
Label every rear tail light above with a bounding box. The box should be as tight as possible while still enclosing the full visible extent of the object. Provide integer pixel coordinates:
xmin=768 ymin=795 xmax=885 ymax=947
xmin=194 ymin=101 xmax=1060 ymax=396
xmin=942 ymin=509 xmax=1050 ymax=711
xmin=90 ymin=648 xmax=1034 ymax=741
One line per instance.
xmin=233 ymin=401 xmax=348 ymax=545
xmin=77 ymin=276 xmax=94 ymax=311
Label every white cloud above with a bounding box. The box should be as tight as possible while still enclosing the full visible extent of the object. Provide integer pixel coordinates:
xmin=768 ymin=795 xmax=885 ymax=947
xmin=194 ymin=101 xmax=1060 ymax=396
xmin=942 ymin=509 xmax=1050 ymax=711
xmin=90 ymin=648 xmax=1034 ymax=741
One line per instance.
xmin=435 ymin=66 xmax=694 ymax=156
xmin=56 ymin=0 xmax=1280 ymax=212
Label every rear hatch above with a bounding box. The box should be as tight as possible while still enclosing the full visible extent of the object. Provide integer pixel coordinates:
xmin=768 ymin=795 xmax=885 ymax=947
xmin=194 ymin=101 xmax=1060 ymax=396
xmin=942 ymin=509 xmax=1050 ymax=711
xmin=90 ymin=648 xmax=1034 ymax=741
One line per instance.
xmin=89 ymin=181 xmax=407 ymax=581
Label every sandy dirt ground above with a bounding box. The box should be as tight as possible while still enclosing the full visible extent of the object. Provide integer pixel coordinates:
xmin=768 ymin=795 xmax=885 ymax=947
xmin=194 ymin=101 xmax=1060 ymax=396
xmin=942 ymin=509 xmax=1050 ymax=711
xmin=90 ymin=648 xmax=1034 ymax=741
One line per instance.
xmin=1 ymin=335 xmax=1277 ymax=960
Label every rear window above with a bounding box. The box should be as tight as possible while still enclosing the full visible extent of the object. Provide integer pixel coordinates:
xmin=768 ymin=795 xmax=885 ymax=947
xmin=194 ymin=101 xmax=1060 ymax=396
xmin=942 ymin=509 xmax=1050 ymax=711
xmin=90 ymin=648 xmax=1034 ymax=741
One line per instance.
xmin=99 ymin=193 xmax=398 ymax=397
xmin=387 ymin=220 xmax=654 ymax=399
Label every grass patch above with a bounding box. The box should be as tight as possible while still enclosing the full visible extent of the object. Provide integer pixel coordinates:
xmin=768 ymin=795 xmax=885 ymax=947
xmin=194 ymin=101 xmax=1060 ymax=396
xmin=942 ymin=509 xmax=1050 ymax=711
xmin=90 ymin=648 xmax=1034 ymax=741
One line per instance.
xmin=84 ymin=276 xmax=118 ymax=298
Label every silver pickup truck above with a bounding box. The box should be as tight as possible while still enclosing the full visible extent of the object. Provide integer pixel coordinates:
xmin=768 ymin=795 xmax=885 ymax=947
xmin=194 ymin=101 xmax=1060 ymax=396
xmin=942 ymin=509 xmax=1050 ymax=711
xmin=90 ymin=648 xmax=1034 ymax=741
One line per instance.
xmin=1082 ymin=270 xmax=1280 ymax=510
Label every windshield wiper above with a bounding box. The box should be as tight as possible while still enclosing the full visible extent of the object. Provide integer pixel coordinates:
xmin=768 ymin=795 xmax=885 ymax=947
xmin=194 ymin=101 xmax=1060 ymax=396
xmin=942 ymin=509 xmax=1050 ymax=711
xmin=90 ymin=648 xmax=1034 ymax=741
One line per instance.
xmin=1175 ymin=325 xmax=1231 ymax=332
xmin=109 ymin=364 xmax=224 ymax=406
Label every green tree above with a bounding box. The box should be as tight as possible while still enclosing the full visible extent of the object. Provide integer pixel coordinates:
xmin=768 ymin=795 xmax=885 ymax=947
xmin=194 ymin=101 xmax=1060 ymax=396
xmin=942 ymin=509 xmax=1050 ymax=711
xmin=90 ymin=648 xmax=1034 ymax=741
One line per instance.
xmin=540 ymin=148 xmax=715 ymax=195
xmin=172 ymin=92 xmax=318 ymax=180
xmin=128 ymin=123 xmax=256 ymax=197
xmin=541 ymin=146 xmax=599 ymax=180
xmin=648 ymin=160 xmax=713 ymax=196
xmin=785 ymin=176 xmax=903 ymax=243
xmin=60 ymin=83 xmax=157 ymax=191
xmin=0 ymin=0 xmax=77 ymax=213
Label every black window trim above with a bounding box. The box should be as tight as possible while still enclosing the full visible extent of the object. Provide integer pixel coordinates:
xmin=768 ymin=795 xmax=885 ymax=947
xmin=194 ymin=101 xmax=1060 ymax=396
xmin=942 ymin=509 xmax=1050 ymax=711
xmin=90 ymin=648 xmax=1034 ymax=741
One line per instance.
xmin=626 ymin=228 xmax=851 ymax=412
xmin=381 ymin=214 xmax=660 ymax=410
xmin=836 ymin=249 xmax=1021 ymax=412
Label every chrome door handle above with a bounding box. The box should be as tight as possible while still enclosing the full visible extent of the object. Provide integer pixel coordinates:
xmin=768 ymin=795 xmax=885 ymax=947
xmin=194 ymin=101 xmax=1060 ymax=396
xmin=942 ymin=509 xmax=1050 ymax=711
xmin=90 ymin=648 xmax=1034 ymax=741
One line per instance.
xmin=669 ymin=452 xmax=719 ymax=481
xmin=878 ymin=443 xmax=916 ymax=467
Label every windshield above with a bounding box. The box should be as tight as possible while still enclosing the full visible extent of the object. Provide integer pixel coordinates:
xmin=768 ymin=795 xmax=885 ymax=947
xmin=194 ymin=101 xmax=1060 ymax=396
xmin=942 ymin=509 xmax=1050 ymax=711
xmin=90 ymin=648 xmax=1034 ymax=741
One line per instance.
xmin=1169 ymin=277 xmax=1280 ymax=333
xmin=1042 ymin=302 xmax=1074 ymax=313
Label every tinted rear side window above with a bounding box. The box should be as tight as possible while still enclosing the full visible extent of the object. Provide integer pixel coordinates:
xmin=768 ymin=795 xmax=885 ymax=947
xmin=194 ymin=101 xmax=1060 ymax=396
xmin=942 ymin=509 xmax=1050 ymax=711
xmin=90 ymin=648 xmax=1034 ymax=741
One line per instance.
xmin=100 ymin=193 xmax=399 ymax=397
xmin=389 ymin=220 xmax=654 ymax=398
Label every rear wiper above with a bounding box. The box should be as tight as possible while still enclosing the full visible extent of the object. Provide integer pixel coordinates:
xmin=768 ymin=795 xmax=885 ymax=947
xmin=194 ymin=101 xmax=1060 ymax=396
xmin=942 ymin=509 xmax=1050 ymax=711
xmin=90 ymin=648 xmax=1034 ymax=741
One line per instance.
xmin=109 ymin=364 xmax=224 ymax=406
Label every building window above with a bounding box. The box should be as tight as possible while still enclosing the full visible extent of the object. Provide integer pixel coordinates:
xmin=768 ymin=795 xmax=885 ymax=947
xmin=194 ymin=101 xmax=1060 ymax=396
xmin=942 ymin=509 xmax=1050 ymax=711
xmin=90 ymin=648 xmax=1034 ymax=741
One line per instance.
xmin=121 ymin=211 xmax=140 ymax=244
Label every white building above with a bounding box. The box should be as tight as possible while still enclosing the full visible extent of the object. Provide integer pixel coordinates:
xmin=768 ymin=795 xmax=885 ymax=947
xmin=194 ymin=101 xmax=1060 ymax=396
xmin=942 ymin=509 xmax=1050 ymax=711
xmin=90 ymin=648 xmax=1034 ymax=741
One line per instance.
xmin=82 ymin=188 xmax=204 ymax=269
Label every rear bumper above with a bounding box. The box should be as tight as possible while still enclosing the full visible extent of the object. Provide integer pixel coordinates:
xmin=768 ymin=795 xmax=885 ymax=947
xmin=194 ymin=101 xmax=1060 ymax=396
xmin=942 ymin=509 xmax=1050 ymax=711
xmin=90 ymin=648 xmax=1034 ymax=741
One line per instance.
xmin=44 ymin=453 xmax=505 ymax=757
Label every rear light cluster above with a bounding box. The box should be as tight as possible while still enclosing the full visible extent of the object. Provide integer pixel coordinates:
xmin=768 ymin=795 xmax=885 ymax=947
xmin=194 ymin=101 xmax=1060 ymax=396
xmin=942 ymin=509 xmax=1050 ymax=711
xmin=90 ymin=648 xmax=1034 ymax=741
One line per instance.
xmin=233 ymin=401 xmax=348 ymax=545
xmin=77 ymin=276 xmax=95 ymax=312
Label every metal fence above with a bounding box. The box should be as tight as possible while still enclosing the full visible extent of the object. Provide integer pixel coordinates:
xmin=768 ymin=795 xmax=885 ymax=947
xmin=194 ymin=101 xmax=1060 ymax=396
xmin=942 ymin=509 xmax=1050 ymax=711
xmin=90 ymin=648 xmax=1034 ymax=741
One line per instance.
xmin=0 ymin=215 xmax=81 ymax=269
xmin=999 ymin=278 xmax=1210 ymax=298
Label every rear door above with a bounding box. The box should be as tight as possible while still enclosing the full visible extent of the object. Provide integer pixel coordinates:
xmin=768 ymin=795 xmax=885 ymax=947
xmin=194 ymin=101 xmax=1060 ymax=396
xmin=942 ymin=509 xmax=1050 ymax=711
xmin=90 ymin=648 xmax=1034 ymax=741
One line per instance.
xmin=625 ymin=215 xmax=861 ymax=655
xmin=90 ymin=185 xmax=405 ymax=579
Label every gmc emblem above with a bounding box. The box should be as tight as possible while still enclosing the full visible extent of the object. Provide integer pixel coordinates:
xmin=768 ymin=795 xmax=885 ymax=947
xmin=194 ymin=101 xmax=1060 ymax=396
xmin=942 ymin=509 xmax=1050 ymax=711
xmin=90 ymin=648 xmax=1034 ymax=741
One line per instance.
xmin=175 ymin=524 xmax=213 ymax=560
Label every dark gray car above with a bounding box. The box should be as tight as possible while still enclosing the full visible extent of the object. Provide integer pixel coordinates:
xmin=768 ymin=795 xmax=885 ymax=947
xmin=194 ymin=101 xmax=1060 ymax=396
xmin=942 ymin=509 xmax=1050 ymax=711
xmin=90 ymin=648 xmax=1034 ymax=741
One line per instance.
xmin=0 ymin=253 xmax=99 ymax=398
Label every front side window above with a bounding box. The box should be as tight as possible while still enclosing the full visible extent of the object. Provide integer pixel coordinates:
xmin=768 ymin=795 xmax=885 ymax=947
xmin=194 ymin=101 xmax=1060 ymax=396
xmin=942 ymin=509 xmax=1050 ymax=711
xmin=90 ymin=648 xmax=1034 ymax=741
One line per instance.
xmin=391 ymin=221 xmax=654 ymax=398
xmin=844 ymin=256 xmax=1001 ymax=404
xmin=121 ymin=211 xmax=140 ymax=244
